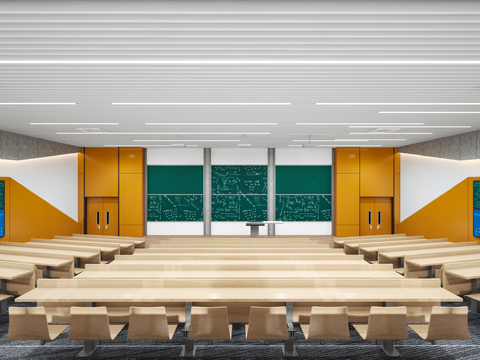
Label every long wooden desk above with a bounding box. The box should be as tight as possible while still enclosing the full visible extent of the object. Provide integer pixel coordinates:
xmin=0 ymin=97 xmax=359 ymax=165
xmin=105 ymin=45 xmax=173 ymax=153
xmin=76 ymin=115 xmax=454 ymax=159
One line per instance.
xmin=341 ymin=236 xmax=424 ymax=255
xmin=405 ymin=252 xmax=480 ymax=279
xmin=71 ymin=234 xmax=146 ymax=248
xmin=0 ymin=261 xmax=36 ymax=313
xmin=129 ymin=252 xmax=350 ymax=261
xmin=150 ymin=243 xmax=322 ymax=249
xmin=31 ymin=238 xmax=120 ymax=261
xmin=441 ymin=260 xmax=480 ymax=314
xmin=1 ymin=242 xmax=100 ymax=268
xmin=333 ymin=234 xmax=407 ymax=248
xmin=0 ymin=252 xmax=73 ymax=278
xmin=144 ymin=247 xmax=336 ymax=253
xmin=359 ymin=238 xmax=449 ymax=262
xmin=54 ymin=236 xmax=135 ymax=254
xmin=379 ymin=243 xmax=480 ymax=268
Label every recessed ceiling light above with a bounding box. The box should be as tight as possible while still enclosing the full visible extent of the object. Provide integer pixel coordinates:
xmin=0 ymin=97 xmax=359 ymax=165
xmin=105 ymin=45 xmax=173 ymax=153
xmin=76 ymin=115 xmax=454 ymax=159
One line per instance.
xmin=113 ymin=102 xmax=290 ymax=106
xmin=316 ymin=103 xmax=480 ymax=106
xmin=296 ymin=122 xmax=423 ymax=126
xmin=145 ymin=123 xmax=278 ymax=126
xmin=350 ymin=125 xmax=471 ymax=129
xmin=0 ymin=102 xmax=76 ymax=105
xmin=31 ymin=123 xmax=118 ymax=125
xmin=350 ymin=132 xmax=433 ymax=135
xmin=379 ymin=111 xmax=480 ymax=114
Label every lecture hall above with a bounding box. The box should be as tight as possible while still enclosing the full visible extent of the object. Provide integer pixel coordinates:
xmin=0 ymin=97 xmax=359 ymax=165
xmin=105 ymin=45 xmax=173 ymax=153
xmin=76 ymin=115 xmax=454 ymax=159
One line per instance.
xmin=0 ymin=0 xmax=479 ymax=359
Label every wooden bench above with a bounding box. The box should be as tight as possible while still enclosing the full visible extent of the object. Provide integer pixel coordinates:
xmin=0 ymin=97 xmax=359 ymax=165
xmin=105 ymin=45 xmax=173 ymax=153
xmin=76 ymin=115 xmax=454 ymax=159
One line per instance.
xmin=72 ymin=234 xmax=146 ymax=248
xmin=359 ymin=238 xmax=449 ymax=262
xmin=54 ymin=236 xmax=135 ymax=255
xmin=342 ymin=236 xmax=424 ymax=255
xmin=333 ymin=234 xmax=407 ymax=248
xmin=31 ymin=238 xmax=120 ymax=262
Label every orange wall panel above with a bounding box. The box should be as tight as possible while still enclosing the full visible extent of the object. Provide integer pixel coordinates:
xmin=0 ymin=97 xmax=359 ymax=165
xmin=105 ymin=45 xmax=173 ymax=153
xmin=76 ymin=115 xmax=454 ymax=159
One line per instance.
xmin=119 ymin=173 xmax=144 ymax=226
xmin=335 ymin=225 xmax=359 ymax=237
xmin=119 ymin=148 xmax=144 ymax=174
xmin=335 ymin=173 xmax=360 ymax=225
xmin=394 ymin=173 xmax=400 ymax=225
xmin=78 ymin=174 xmax=84 ymax=230
xmin=9 ymin=179 xmax=78 ymax=243
xmin=120 ymin=225 xmax=145 ymax=237
xmin=334 ymin=148 xmax=359 ymax=174
xmin=394 ymin=149 xmax=400 ymax=174
xmin=360 ymin=148 xmax=394 ymax=197
xmin=398 ymin=179 xmax=468 ymax=243
xmin=78 ymin=150 xmax=84 ymax=174
xmin=85 ymin=147 xmax=119 ymax=197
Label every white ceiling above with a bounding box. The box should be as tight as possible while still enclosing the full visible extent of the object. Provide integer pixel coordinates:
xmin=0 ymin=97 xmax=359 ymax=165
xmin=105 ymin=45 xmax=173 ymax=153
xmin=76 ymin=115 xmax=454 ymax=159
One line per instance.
xmin=1 ymin=0 xmax=480 ymax=149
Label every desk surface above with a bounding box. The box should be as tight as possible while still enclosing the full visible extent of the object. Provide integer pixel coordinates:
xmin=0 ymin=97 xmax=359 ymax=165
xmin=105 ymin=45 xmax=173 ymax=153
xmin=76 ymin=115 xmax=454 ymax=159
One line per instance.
xmin=360 ymin=240 xmax=449 ymax=253
xmin=31 ymin=240 xmax=119 ymax=253
xmin=0 ymin=245 xmax=98 ymax=259
xmin=76 ymin=269 xmax=403 ymax=280
xmin=0 ymin=253 xmax=72 ymax=267
xmin=406 ymin=253 xmax=480 ymax=267
xmin=16 ymin=285 xmax=461 ymax=303
xmin=379 ymin=245 xmax=479 ymax=259
xmin=111 ymin=259 xmax=368 ymax=266
xmin=445 ymin=266 xmax=480 ymax=280
xmin=0 ymin=265 xmax=34 ymax=280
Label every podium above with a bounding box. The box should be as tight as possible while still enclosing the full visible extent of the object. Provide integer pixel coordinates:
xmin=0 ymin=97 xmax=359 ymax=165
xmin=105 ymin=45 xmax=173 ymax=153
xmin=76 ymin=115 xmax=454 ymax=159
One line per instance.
xmin=245 ymin=221 xmax=283 ymax=238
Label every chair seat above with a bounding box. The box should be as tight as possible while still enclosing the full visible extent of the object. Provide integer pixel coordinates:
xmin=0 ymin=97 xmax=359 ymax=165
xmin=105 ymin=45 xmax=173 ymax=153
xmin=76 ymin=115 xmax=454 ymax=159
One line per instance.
xmin=352 ymin=324 xmax=368 ymax=339
xmin=408 ymin=324 xmax=429 ymax=340
xmin=46 ymin=324 xmax=69 ymax=340
xmin=245 ymin=324 xmax=289 ymax=340
xmin=108 ymin=324 xmax=126 ymax=340
xmin=189 ymin=324 xmax=232 ymax=340
xmin=300 ymin=323 xmax=350 ymax=340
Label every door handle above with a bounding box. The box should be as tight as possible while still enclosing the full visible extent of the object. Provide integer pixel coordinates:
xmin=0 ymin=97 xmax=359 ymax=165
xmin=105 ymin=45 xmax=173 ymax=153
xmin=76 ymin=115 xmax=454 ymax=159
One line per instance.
xmin=105 ymin=211 xmax=110 ymax=230
xmin=96 ymin=211 xmax=100 ymax=229
xmin=377 ymin=211 xmax=381 ymax=229
xmin=368 ymin=211 xmax=373 ymax=229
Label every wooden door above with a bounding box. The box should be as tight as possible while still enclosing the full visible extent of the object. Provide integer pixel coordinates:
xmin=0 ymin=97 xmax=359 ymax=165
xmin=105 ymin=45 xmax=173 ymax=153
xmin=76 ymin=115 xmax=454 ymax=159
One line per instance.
xmin=86 ymin=198 xmax=118 ymax=236
xmin=360 ymin=197 xmax=392 ymax=236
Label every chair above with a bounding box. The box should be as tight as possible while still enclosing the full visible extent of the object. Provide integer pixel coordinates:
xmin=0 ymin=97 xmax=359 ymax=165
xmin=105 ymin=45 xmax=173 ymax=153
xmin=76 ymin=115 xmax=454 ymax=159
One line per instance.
xmin=300 ymin=306 xmax=350 ymax=342
xmin=8 ymin=306 xmax=69 ymax=342
xmin=127 ymin=306 xmax=177 ymax=341
xmin=352 ymin=306 xmax=408 ymax=357
xmin=189 ymin=306 xmax=232 ymax=340
xmin=245 ymin=306 xmax=289 ymax=340
xmin=68 ymin=306 xmax=125 ymax=341
xmin=409 ymin=306 xmax=469 ymax=344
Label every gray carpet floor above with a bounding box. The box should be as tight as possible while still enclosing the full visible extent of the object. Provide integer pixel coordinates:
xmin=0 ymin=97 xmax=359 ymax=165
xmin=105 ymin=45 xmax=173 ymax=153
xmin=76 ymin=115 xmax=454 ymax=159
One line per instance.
xmin=1 ymin=297 xmax=480 ymax=359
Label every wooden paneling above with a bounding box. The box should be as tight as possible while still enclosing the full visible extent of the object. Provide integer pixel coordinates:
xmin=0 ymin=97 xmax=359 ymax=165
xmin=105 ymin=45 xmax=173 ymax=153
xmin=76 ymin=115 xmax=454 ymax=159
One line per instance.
xmin=120 ymin=225 xmax=145 ymax=237
xmin=103 ymin=198 xmax=119 ymax=236
xmin=9 ymin=179 xmax=78 ymax=243
xmin=335 ymin=225 xmax=359 ymax=237
xmin=360 ymin=148 xmax=394 ymax=197
xmin=334 ymin=148 xmax=359 ymax=174
xmin=335 ymin=174 xmax=360 ymax=225
xmin=394 ymin=173 xmax=400 ymax=228
xmin=398 ymin=179 xmax=468 ymax=243
xmin=119 ymin=173 xmax=144 ymax=226
xmin=375 ymin=198 xmax=392 ymax=235
xmin=119 ymin=148 xmax=144 ymax=174
xmin=78 ymin=174 xmax=84 ymax=231
xmin=86 ymin=198 xmax=103 ymax=235
xmin=85 ymin=148 xmax=118 ymax=197
xmin=360 ymin=198 xmax=375 ymax=236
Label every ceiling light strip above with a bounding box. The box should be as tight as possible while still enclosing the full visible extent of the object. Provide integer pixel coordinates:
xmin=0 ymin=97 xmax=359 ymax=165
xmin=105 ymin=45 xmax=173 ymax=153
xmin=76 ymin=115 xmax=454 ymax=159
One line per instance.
xmin=115 ymin=102 xmax=290 ymax=106
xmin=30 ymin=122 xmax=119 ymax=125
xmin=57 ymin=132 xmax=270 ymax=135
xmin=145 ymin=122 xmax=278 ymax=125
xmin=296 ymin=122 xmax=424 ymax=125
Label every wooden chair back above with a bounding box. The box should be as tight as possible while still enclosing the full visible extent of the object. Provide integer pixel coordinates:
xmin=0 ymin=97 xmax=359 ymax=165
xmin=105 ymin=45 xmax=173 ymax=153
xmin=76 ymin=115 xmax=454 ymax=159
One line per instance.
xmin=189 ymin=306 xmax=231 ymax=340
xmin=8 ymin=307 xmax=68 ymax=341
xmin=365 ymin=306 xmax=408 ymax=340
xmin=127 ymin=306 xmax=176 ymax=340
xmin=69 ymin=306 xmax=119 ymax=340
xmin=425 ymin=306 xmax=469 ymax=340
xmin=246 ymin=306 xmax=289 ymax=340
xmin=302 ymin=306 xmax=350 ymax=340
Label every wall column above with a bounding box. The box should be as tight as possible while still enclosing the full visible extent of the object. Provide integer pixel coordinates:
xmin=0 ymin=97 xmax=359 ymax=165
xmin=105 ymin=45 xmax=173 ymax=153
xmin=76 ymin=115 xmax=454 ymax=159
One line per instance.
xmin=268 ymin=148 xmax=275 ymax=235
xmin=203 ymin=148 xmax=211 ymax=235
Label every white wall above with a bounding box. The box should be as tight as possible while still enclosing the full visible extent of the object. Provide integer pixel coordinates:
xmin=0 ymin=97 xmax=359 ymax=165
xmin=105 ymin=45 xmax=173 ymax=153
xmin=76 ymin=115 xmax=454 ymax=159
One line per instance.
xmin=211 ymin=148 xmax=268 ymax=165
xmin=401 ymin=153 xmax=480 ymax=221
xmin=0 ymin=153 xmax=78 ymax=221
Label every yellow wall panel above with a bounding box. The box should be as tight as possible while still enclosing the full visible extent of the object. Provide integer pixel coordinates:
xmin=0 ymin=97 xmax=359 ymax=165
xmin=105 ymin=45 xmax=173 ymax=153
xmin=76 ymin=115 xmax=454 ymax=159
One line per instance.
xmin=334 ymin=148 xmax=359 ymax=174
xmin=78 ymin=174 xmax=84 ymax=230
xmin=78 ymin=150 xmax=84 ymax=174
xmin=85 ymin=147 xmax=119 ymax=197
xmin=119 ymin=173 xmax=144 ymax=226
xmin=120 ymin=225 xmax=145 ymax=237
xmin=398 ymin=179 xmax=468 ymax=243
xmin=394 ymin=149 xmax=400 ymax=174
xmin=119 ymin=147 xmax=144 ymax=174
xmin=394 ymin=173 xmax=400 ymax=225
xmin=335 ymin=225 xmax=359 ymax=237
xmin=9 ymin=179 xmax=78 ymax=243
xmin=335 ymin=173 xmax=360 ymax=225
xmin=360 ymin=148 xmax=394 ymax=197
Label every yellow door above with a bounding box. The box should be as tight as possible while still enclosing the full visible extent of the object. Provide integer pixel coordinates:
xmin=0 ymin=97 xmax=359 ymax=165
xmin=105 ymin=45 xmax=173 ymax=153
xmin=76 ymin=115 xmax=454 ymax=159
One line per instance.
xmin=86 ymin=198 xmax=118 ymax=236
xmin=360 ymin=197 xmax=392 ymax=235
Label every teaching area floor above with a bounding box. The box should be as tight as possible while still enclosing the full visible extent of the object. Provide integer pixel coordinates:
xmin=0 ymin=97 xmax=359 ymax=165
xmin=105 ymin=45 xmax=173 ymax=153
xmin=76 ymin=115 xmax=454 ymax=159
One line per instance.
xmin=2 ymin=235 xmax=480 ymax=359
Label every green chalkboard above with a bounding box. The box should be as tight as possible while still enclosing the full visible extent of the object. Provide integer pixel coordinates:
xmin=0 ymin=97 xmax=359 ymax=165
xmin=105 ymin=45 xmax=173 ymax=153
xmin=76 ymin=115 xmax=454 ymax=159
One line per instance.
xmin=0 ymin=181 xmax=4 ymax=209
xmin=276 ymin=195 xmax=332 ymax=221
xmin=212 ymin=166 xmax=267 ymax=194
xmin=212 ymin=195 xmax=267 ymax=221
xmin=474 ymin=181 xmax=480 ymax=210
xmin=148 ymin=166 xmax=203 ymax=195
xmin=276 ymin=166 xmax=331 ymax=194
xmin=147 ymin=195 xmax=203 ymax=221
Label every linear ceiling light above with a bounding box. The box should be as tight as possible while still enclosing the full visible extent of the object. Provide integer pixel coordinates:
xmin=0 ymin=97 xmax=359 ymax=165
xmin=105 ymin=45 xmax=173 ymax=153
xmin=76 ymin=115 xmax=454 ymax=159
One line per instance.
xmin=350 ymin=132 xmax=433 ymax=135
xmin=134 ymin=139 xmax=240 ymax=142
xmin=379 ymin=111 xmax=480 ymax=114
xmin=57 ymin=132 xmax=270 ymax=135
xmin=296 ymin=122 xmax=424 ymax=126
xmin=31 ymin=122 xmax=119 ymax=125
xmin=289 ymin=144 xmax=382 ymax=147
xmin=114 ymin=102 xmax=290 ymax=106
xmin=105 ymin=144 xmax=198 ymax=147
xmin=145 ymin=123 xmax=278 ymax=126
xmin=350 ymin=125 xmax=471 ymax=129
xmin=316 ymin=103 xmax=480 ymax=106
xmin=0 ymin=102 xmax=76 ymax=105
xmin=293 ymin=139 xmax=368 ymax=142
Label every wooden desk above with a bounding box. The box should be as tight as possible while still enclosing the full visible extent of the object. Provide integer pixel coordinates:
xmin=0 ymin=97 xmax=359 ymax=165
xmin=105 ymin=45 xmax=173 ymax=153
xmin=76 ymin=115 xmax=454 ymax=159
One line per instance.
xmin=54 ymin=236 xmax=135 ymax=254
xmin=442 ymin=260 xmax=480 ymax=314
xmin=359 ymin=239 xmax=449 ymax=262
xmin=111 ymin=259 xmax=369 ymax=267
xmin=0 ymin=261 xmax=35 ymax=312
xmin=379 ymin=243 xmax=480 ymax=269
xmin=0 ymin=252 xmax=73 ymax=279
xmin=1 ymin=242 xmax=100 ymax=268
xmin=333 ymin=234 xmax=407 ymax=248
xmin=151 ymin=243 xmax=322 ymax=248
xmin=71 ymin=234 xmax=146 ymax=248
xmin=142 ymin=247 xmax=338 ymax=253
xmin=342 ymin=236 xmax=424 ymax=254
xmin=405 ymin=252 xmax=480 ymax=279
xmin=129 ymin=252 xmax=350 ymax=261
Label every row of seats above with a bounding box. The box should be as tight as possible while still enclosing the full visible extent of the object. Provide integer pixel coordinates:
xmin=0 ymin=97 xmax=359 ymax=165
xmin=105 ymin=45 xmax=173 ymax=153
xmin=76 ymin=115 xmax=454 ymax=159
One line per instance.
xmin=9 ymin=305 xmax=469 ymax=345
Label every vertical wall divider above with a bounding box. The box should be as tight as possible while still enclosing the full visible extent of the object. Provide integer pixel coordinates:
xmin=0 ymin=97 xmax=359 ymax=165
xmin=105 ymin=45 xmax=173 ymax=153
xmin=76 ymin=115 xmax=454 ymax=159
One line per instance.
xmin=204 ymin=148 xmax=212 ymax=235
xmin=268 ymin=148 xmax=275 ymax=235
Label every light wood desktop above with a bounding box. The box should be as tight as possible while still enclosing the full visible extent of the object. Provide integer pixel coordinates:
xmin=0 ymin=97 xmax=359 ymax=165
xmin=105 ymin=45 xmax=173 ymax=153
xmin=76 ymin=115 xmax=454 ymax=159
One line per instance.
xmin=122 ymin=253 xmax=360 ymax=261
xmin=0 ymin=252 xmax=73 ymax=279
xmin=30 ymin=238 xmax=120 ymax=261
xmin=341 ymin=236 xmax=424 ymax=254
xmin=359 ymin=239 xmax=449 ymax=262
xmin=333 ymin=234 xmax=407 ymax=248
xmin=405 ymin=252 xmax=480 ymax=280
xmin=71 ymin=234 xmax=146 ymax=248
xmin=54 ymin=236 xmax=135 ymax=254
xmin=141 ymin=247 xmax=338 ymax=254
